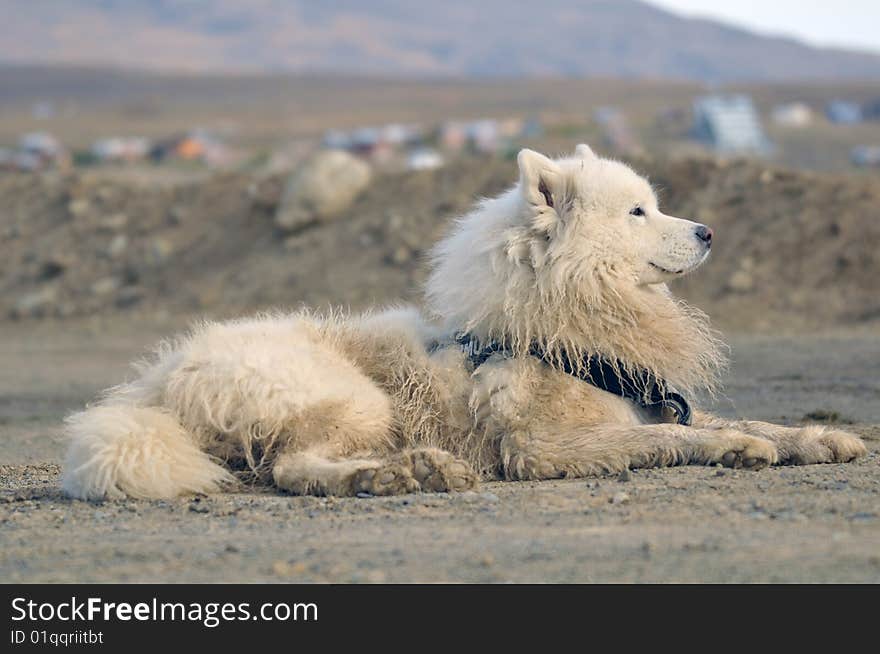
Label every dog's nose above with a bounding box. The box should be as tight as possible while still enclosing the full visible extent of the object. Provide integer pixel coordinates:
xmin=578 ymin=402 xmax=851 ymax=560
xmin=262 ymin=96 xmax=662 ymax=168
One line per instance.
xmin=695 ymin=225 xmax=713 ymax=247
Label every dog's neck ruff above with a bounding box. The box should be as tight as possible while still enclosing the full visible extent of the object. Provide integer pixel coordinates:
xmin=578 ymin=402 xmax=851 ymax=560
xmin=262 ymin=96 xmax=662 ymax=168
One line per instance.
xmin=453 ymin=333 xmax=692 ymax=426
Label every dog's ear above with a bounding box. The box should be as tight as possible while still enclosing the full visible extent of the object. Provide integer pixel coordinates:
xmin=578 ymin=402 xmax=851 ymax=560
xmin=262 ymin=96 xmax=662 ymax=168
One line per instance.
xmin=575 ymin=143 xmax=597 ymax=161
xmin=517 ymin=149 xmax=562 ymax=210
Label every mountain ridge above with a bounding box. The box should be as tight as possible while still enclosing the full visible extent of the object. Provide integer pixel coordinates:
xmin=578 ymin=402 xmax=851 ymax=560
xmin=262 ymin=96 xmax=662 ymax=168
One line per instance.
xmin=2 ymin=0 xmax=880 ymax=82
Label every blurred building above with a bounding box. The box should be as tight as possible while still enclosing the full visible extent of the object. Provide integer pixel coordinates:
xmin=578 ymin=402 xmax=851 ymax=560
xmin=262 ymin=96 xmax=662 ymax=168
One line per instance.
xmin=851 ymin=145 xmax=880 ymax=167
xmin=4 ymin=132 xmax=71 ymax=170
xmin=322 ymin=129 xmax=352 ymax=150
xmin=594 ymin=106 xmax=643 ymax=155
xmin=439 ymin=122 xmax=468 ymax=151
xmin=0 ymin=148 xmax=40 ymax=172
xmin=407 ymin=148 xmax=444 ymax=171
xmin=348 ymin=127 xmax=393 ymax=163
xmin=826 ymin=100 xmax=863 ymax=124
xmin=322 ymin=124 xmax=424 ymax=164
xmin=861 ymin=98 xmax=880 ymax=121
xmin=521 ymin=117 xmax=544 ymax=139
xmin=322 ymin=117 xmax=540 ymax=164
xmin=466 ymin=120 xmax=501 ymax=153
xmin=692 ymin=95 xmax=771 ymax=155
xmin=439 ymin=117 xmax=539 ymax=154
xmin=498 ymin=118 xmax=525 ymax=139
xmin=379 ymin=123 xmax=424 ymax=147
xmin=20 ymin=132 xmax=66 ymax=161
xmin=772 ymin=102 xmax=813 ymax=128
xmin=32 ymin=101 xmax=55 ymax=120
xmin=92 ymin=137 xmax=151 ymax=163
xmin=150 ymin=130 xmax=231 ymax=166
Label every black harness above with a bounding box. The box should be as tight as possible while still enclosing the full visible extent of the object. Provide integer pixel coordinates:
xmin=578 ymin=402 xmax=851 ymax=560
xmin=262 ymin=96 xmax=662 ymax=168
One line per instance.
xmin=453 ymin=333 xmax=692 ymax=426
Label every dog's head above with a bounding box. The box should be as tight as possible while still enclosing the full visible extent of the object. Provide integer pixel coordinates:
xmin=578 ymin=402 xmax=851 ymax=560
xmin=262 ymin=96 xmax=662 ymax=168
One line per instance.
xmin=427 ymin=144 xmax=726 ymax=393
xmin=517 ymin=144 xmax=712 ymax=286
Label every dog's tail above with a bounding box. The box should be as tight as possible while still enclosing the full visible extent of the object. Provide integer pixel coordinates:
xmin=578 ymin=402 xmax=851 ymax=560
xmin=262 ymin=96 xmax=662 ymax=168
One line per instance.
xmin=61 ymin=405 xmax=233 ymax=500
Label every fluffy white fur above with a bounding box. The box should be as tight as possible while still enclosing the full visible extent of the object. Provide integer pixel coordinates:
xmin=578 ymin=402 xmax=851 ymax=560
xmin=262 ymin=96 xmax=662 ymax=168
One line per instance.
xmin=62 ymin=145 xmax=867 ymax=500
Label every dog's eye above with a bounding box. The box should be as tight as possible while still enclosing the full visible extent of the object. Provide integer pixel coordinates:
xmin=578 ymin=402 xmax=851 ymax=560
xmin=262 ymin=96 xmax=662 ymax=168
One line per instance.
xmin=629 ymin=206 xmax=645 ymax=217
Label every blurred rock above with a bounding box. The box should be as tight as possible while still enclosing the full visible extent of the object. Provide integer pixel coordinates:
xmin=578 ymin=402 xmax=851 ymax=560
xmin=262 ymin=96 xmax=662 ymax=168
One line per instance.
xmin=247 ymin=178 xmax=283 ymax=211
xmin=100 ymin=213 xmax=128 ymax=231
xmin=13 ymin=286 xmax=58 ymax=318
xmin=107 ymin=235 xmax=128 ymax=259
xmin=167 ymin=206 xmax=188 ymax=225
xmin=610 ymin=492 xmax=631 ymax=505
xmin=115 ymin=287 xmax=143 ymax=308
xmin=91 ymin=277 xmax=121 ymax=296
xmin=728 ymin=270 xmax=754 ymax=293
xmin=38 ymin=259 xmax=66 ymax=281
xmin=67 ymin=199 xmax=90 ymax=218
xmin=96 ymin=186 xmax=116 ymax=202
xmin=148 ymin=238 xmax=174 ymax=264
xmin=275 ymin=150 xmax=372 ymax=232
xmin=391 ymin=246 xmax=413 ymax=265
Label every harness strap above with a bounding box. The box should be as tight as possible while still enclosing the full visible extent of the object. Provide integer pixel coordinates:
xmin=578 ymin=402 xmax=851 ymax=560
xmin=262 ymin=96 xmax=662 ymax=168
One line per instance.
xmin=453 ymin=333 xmax=692 ymax=426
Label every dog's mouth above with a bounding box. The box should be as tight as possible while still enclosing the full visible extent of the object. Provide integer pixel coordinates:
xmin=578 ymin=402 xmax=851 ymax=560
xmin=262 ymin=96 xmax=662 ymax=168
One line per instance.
xmin=650 ymin=251 xmax=710 ymax=277
xmin=649 ymin=262 xmax=685 ymax=275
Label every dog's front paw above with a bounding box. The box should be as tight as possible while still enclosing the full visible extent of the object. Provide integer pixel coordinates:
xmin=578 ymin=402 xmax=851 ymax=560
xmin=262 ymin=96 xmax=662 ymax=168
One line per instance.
xmin=822 ymin=429 xmax=868 ymax=462
xmin=712 ymin=432 xmax=778 ymax=470
xmin=401 ymin=448 xmax=479 ymax=492
xmin=783 ymin=426 xmax=867 ymax=465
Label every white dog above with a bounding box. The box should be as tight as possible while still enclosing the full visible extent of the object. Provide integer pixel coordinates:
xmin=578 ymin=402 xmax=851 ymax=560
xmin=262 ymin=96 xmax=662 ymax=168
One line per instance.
xmin=62 ymin=145 xmax=866 ymax=499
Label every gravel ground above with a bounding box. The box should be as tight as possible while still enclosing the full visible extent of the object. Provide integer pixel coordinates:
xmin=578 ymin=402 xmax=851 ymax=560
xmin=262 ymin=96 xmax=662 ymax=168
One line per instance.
xmin=1 ymin=322 xmax=878 ymax=583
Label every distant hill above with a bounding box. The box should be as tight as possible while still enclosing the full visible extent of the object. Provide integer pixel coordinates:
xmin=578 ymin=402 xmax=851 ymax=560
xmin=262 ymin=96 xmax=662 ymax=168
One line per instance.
xmin=2 ymin=0 xmax=880 ymax=82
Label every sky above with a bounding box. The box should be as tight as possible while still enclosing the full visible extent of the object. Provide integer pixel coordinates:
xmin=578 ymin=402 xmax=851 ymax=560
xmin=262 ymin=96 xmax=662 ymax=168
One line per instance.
xmin=646 ymin=0 xmax=880 ymax=54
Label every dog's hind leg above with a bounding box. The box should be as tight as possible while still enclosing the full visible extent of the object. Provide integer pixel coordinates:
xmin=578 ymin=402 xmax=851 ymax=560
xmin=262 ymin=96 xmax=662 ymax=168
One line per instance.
xmin=262 ymin=381 xmax=422 ymax=497
xmin=501 ymin=424 xmax=779 ymax=480
xmin=692 ymin=411 xmax=866 ymax=465
xmin=272 ymin=448 xmax=413 ymax=496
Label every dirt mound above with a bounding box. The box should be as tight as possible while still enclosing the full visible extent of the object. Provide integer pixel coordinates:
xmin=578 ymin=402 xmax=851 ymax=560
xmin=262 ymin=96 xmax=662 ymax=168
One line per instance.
xmin=1 ymin=155 xmax=878 ymax=330
xmin=646 ymin=158 xmax=880 ymax=329
xmin=0 ymin=157 xmax=514 ymax=323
